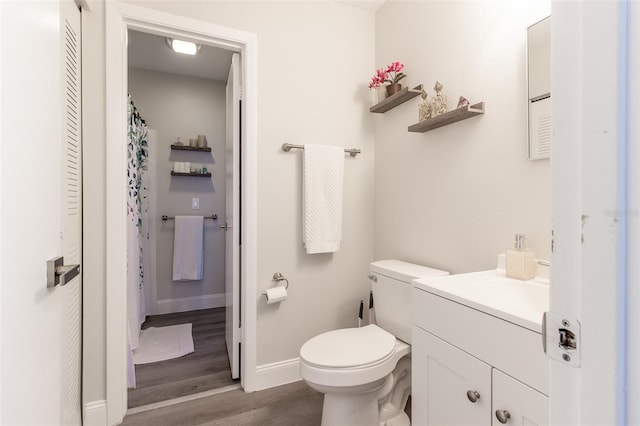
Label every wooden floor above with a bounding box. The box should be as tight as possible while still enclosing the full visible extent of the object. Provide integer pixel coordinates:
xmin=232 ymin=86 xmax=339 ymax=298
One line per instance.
xmin=129 ymin=308 xmax=238 ymax=408
xmin=122 ymin=380 xmax=324 ymax=426
xmin=126 ymin=308 xmax=410 ymax=425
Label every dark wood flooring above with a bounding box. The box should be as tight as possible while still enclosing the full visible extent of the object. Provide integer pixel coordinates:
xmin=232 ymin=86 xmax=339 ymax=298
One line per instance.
xmin=128 ymin=308 xmax=238 ymax=408
xmin=122 ymin=380 xmax=324 ymax=426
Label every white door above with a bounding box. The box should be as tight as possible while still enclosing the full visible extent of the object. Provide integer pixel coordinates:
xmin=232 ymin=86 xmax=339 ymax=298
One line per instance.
xmin=60 ymin=1 xmax=83 ymax=423
xmin=225 ymin=52 xmax=241 ymax=379
xmin=0 ymin=0 xmax=82 ymax=424
xmin=550 ymin=1 xmax=632 ymax=424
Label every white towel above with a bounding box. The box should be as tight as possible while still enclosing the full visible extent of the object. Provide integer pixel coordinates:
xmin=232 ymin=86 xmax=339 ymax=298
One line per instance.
xmin=303 ymin=144 xmax=345 ymax=254
xmin=172 ymin=216 xmax=204 ymax=281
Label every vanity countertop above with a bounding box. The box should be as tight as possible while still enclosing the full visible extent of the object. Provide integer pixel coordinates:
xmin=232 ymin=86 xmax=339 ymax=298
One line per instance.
xmin=413 ymin=269 xmax=549 ymax=333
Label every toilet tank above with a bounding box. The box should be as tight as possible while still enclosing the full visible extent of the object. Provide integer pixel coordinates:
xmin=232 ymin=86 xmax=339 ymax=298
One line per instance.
xmin=370 ymin=259 xmax=448 ymax=343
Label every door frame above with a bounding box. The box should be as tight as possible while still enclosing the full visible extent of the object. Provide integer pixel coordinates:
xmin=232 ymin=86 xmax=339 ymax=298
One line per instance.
xmin=550 ymin=1 xmax=635 ymax=424
xmin=105 ymin=2 xmax=258 ymax=424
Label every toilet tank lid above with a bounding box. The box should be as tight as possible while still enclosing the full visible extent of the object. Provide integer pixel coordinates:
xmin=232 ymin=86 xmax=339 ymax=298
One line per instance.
xmin=370 ymin=259 xmax=449 ymax=282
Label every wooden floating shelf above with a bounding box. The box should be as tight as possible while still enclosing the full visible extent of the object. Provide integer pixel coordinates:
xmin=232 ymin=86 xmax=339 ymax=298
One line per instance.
xmin=408 ymin=102 xmax=485 ymax=133
xmin=170 ymin=171 xmax=212 ymax=177
xmin=170 ymin=144 xmax=211 ymax=152
xmin=370 ymin=84 xmax=423 ymax=114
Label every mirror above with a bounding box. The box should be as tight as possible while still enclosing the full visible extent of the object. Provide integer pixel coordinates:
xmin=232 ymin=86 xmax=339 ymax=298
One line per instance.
xmin=527 ymin=16 xmax=551 ymax=160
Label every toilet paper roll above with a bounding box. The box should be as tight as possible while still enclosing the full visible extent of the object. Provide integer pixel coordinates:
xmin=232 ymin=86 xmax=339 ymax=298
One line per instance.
xmin=173 ymin=162 xmax=181 ymax=173
xmin=265 ymin=285 xmax=287 ymax=304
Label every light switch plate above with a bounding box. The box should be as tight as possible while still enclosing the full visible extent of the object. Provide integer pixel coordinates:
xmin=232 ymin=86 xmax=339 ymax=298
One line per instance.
xmin=192 ymin=198 xmax=200 ymax=210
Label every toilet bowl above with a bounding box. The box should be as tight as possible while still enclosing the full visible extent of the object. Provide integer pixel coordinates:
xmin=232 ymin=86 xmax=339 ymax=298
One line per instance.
xmin=300 ymin=325 xmax=410 ymax=426
xmin=299 ymin=260 xmax=448 ymax=426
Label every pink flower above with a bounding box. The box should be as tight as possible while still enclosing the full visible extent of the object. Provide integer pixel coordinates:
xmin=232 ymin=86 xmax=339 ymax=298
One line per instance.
xmin=387 ymin=62 xmax=404 ymax=73
xmin=368 ymin=61 xmax=407 ymax=89
xmin=369 ymin=68 xmax=389 ymax=89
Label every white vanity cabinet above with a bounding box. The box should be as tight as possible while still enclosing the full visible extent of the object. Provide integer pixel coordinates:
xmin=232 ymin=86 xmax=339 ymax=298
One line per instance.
xmin=412 ymin=281 xmax=549 ymax=426
xmin=492 ymin=369 xmax=548 ymax=426
xmin=413 ymin=327 xmax=491 ymax=425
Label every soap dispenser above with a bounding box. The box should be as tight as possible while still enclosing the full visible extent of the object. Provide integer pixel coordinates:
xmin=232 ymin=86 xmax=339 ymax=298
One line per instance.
xmin=506 ymin=234 xmax=535 ymax=280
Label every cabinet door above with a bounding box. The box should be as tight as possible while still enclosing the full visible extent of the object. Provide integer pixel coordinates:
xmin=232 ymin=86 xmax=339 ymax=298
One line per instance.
xmin=413 ymin=326 xmax=492 ymax=425
xmin=492 ymin=369 xmax=549 ymax=426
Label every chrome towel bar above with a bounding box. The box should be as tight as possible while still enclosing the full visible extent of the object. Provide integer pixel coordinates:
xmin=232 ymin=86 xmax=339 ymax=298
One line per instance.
xmin=161 ymin=214 xmax=218 ymax=221
xmin=281 ymin=143 xmax=361 ymax=157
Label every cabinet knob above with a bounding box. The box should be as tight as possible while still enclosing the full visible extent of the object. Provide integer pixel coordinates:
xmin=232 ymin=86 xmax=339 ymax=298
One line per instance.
xmin=466 ymin=390 xmax=480 ymax=403
xmin=495 ymin=409 xmax=511 ymax=424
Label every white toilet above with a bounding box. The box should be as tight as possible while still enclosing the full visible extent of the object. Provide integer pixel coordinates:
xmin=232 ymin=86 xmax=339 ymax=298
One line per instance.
xmin=299 ymin=259 xmax=448 ymax=426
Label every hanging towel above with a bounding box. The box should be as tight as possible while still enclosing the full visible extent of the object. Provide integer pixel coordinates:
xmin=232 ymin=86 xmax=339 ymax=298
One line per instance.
xmin=172 ymin=216 xmax=204 ymax=281
xmin=303 ymin=144 xmax=345 ymax=254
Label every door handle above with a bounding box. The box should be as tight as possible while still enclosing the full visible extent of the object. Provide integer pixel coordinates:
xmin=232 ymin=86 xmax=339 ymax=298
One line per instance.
xmin=47 ymin=256 xmax=80 ymax=288
xmin=220 ymin=223 xmax=232 ymax=230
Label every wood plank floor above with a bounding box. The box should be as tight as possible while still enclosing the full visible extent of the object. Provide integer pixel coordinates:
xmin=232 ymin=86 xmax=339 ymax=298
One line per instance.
xmin=129 ymin=308 xmax=238 ymax=408
xmin=126 ymin=308 xmax=411 ymax=424
xmin=122 ymin=380 xmax=324 ymax=426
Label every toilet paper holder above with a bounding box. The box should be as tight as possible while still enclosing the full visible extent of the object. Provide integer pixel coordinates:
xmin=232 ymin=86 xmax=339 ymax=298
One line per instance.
xmin=262 ymin=273 xmax=290 ymax=304
xmin=272 ymin=272 xmax=289 ymax=289
xmin=262 ymin=272 xmax=289 ymax=296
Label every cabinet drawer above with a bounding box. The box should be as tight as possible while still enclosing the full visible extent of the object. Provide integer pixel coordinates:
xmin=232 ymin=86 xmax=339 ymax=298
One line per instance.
xmin=413 ymin=287 xmax=548 ymax=395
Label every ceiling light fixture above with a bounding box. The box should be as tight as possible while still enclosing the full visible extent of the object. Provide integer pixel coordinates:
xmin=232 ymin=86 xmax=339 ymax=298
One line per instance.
xmin=166 ymin=38 xmax=201 ymax=55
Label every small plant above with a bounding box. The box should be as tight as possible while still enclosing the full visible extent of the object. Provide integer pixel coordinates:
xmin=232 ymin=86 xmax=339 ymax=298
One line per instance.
xmin=368 ymin=62 xmax=407 ymax=89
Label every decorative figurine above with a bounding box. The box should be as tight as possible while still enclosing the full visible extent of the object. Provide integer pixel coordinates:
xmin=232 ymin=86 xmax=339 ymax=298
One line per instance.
xmin=430 ymin=81 xmax=448 ymax=117
xmin=419 ymin=89 xmax=432 ymax=121
xmin=457 ymin=96 xmax=470 ymax=108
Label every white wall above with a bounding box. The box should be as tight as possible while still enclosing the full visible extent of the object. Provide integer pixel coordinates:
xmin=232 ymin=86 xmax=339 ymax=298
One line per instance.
xmin=120 ymin=0 xmax=376 ymax=367
xmin=374 ymin=0 xmax=551 ymax=274
xmin=82 ymin=0 xmax=376 ymax=404
xmin=128 ymin=67 xmax=227 ymax=313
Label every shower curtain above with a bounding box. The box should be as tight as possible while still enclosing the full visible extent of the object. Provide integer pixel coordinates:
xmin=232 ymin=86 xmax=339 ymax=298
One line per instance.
xmin=127 ymin=95 xmax=150 ymax=388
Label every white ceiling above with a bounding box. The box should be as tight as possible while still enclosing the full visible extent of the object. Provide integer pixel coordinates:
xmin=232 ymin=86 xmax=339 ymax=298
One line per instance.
xmin=127 ymin=1 xmax=385 ymax=80
xmin=128 ymin=30 xmax=233 ymax=82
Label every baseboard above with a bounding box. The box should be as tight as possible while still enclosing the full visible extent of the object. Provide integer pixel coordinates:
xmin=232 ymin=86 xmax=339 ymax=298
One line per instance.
xmin=84 ymin=400 xmax=107 ymax=426
xmin=155 ymin=293 xmax=225 ymax=315
xmin=253 ymin=357 xmax=301 ymax=391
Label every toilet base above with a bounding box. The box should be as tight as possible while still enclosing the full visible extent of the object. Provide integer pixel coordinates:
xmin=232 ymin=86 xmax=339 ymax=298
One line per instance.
xmin=321 ymin=388 xmax=382 ymax=426
xmin=379 ymin=411 xmax=410 ymax=426
xmin=378 ymin=355 xmax=412 ymax=426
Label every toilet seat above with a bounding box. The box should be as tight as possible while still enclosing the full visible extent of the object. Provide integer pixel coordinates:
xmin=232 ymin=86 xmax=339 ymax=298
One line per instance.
xmin=300 ymin=325 xmax=396 ymax=369
xmin=299 ymin=325 xmax=410 ymax=388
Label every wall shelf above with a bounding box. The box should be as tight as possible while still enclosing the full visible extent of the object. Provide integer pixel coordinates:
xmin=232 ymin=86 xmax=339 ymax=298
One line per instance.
xmin=408 ymin=102 xmax=485 ymax=133
xmin=170 ymin=171 xmax=212 ymax=177
xmin=170 ymin=144 xmax=211 ymax=152
xmin=370 ymin=84 xmax=423 ymax=114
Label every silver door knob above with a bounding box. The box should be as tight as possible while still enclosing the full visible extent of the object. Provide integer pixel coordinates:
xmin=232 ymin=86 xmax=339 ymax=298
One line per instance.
xmin=495 ymin=409 xmax=511 ymax=424
xmin=466 ymin=390 xmax=480 ymax=403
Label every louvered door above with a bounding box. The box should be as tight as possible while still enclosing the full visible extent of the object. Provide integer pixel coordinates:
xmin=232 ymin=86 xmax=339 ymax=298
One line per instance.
xmin=61 ymin=0 xmax=82 ymax=424
xmin=528 ymin=96 xmax=551 ymax=160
